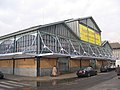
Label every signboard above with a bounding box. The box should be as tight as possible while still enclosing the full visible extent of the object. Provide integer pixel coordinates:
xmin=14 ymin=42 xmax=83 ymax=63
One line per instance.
xmin=80 ymin=24 xmax=88 ymax=42
xmin=80 ymin=24 xmax=101 ymax=45
xmin=88 ymin=28 xmax=95 ymax=44
xmin=95 ymin=32 xmax=101 ymax=45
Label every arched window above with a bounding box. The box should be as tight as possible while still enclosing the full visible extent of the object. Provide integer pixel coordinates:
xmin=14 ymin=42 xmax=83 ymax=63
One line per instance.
xmin=41 ymin=34 xmax=56 ymax=53
xmin=16 ymin=34 xmax=36 ymax=53
xmin=57 ymin=37 xmax=69 ymax=54
xmin=0 ymin=39 xmax=14 ymax=54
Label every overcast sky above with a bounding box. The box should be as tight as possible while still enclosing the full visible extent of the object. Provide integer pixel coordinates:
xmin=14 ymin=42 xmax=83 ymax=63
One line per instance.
xmin=0 ymin=0 xmax=119 ymax=42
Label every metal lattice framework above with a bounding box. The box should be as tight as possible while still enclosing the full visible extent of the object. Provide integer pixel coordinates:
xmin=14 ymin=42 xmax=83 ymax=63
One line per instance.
xmin=0 ymin=31 xmax=114 ymax=60
xmin=37 ymin=31 xmax=113 ymax=59
xmin=0 ymin=19 xmax=115 ymax=61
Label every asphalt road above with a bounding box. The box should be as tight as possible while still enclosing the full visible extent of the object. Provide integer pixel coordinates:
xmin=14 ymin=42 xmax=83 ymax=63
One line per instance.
xmin=32 ymin=71 xmax=116 ymax=90
xmin=0 ymin=71 xmax=117 ymax=90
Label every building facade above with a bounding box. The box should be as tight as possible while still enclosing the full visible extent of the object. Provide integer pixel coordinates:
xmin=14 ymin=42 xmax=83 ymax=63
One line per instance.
xmin=0 ymin=17 xmax=114 ymax=77
xmin=110 ymin=42 xmax=120 ymax=60
xmin=102 ymin=41 xmax=115 ymax=66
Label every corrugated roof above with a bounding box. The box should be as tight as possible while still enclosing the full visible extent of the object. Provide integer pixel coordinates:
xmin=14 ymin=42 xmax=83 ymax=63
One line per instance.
xmin=101 ymin=41 xmax=107 ymax=46
xmin=65 ymin=16 xmax=101 ymax=32
xmin=110 ymin=42 xmax=120 ymax=49
xmin=79 ymin=16 xmax=101 ymax=32
xmin=0 ymin=21 xmax=65 ymax=40
xmin=0 ymin=16 xmax=101 ymax=40
xmin=101 ymin=40 xmax=113 ymax=50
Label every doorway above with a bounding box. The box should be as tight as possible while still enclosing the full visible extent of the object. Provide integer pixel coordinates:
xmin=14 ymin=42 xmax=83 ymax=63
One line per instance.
xmin=57 ymin=57 xmax=69 ymax=74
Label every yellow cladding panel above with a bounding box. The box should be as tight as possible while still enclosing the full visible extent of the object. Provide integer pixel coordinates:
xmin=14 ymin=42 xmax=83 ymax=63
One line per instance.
xmin=0 ymin=60 xmax=13 ymax=67
xmin=40 ymin=58 xmax=57 ymax=68
xmin=81 ymin=60 xmax=90 ymax=67
xmin=15 ymin=59 xmax=36 ymax=68
xmin=96 ymin=60 xmax=102 ymax=66
xmin=70 ymin=59 xmax=80 ymax=67
xmin=103 ymin=61 xmax=108 ymax=65
xmin=96 ymin=60 xmax=108 ymax=67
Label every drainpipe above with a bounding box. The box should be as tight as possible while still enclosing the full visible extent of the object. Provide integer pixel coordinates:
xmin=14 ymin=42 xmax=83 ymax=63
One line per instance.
xmin=94 ymin=59 xmax=96 ymax=69
xmin=102 ymin=60 xmax=104 ymax=66
xmin=36 ymin=30 xmax=41 ymax=77
xmin=13 ymin=36 xmax=16 ymax=75
xmin=80 ymin=58 xmax=82 ymax=68
xmin=12 ymin=58 xmax=15 ymax=75
xmin=68 ymin=57 xmax=70 ymax=72
xmin=36 ymin=56 xmax=40 ymax=77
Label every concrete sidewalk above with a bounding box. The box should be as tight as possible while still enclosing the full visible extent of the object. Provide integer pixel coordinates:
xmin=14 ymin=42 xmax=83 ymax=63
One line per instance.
xmin=4 ymin=73 xmax=77 ymax=81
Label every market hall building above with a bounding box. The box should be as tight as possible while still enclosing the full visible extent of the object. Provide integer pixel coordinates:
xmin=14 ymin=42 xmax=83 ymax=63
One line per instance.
xmin=0 ymin=16 xmax=114 ymax=77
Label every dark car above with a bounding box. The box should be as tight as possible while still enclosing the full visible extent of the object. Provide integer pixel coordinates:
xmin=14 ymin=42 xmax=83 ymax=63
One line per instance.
xmin=100 ymin=65 xmax=109 ymax=72
xmin=108 ymin=65 xmax=116 ymax=71
xmin=76 ymin=67 xmax=97 ymax=77
xmin=0 ymin=71 xmax=4 ymax=79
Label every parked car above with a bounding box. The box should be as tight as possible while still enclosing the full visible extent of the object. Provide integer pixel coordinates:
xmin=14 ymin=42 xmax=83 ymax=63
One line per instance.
xmin=111 ymin=65 xmax=116 ymax=70
xmin=0 ymin=71 xmax=4 ymax=79
xmin=100 ymin=65 xmax=109 ymax=72
xmin=76 ymin=67 xmax=97 ymax=77
xmin=107 ymin=65 xmax=116 ymax=71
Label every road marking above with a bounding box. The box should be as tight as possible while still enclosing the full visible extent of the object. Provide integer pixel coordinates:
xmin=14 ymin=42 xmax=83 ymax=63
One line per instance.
xmin=0 ymin=82 xmax=23 ymax=87
xmin=0 ymin=84 xmax=13 ymax=88
xmin=7 ymin=81 xmax=30 ymax=86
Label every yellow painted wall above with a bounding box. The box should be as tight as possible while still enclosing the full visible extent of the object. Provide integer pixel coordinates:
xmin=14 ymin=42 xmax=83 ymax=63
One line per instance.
xmin=15 ymin=58 xmax=36 ymax=68
xmin=0 ymin=60 xmax=13 ymax=67
xmin=40 ymin=58 xmax=57 ymax=68
xmin=69 ymin=59 xmax=80 ymax=67
xmin=81 ymin=60 xmax=90 ymax=67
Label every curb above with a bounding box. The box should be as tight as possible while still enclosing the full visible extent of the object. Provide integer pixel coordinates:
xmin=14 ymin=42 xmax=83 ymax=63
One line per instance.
xmin=4 ymin=73 xmax=77 ymax=82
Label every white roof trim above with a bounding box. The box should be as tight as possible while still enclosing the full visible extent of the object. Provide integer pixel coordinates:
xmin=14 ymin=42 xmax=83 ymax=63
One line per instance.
xmin=0 ymin=52 xmax=115 ymax=60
